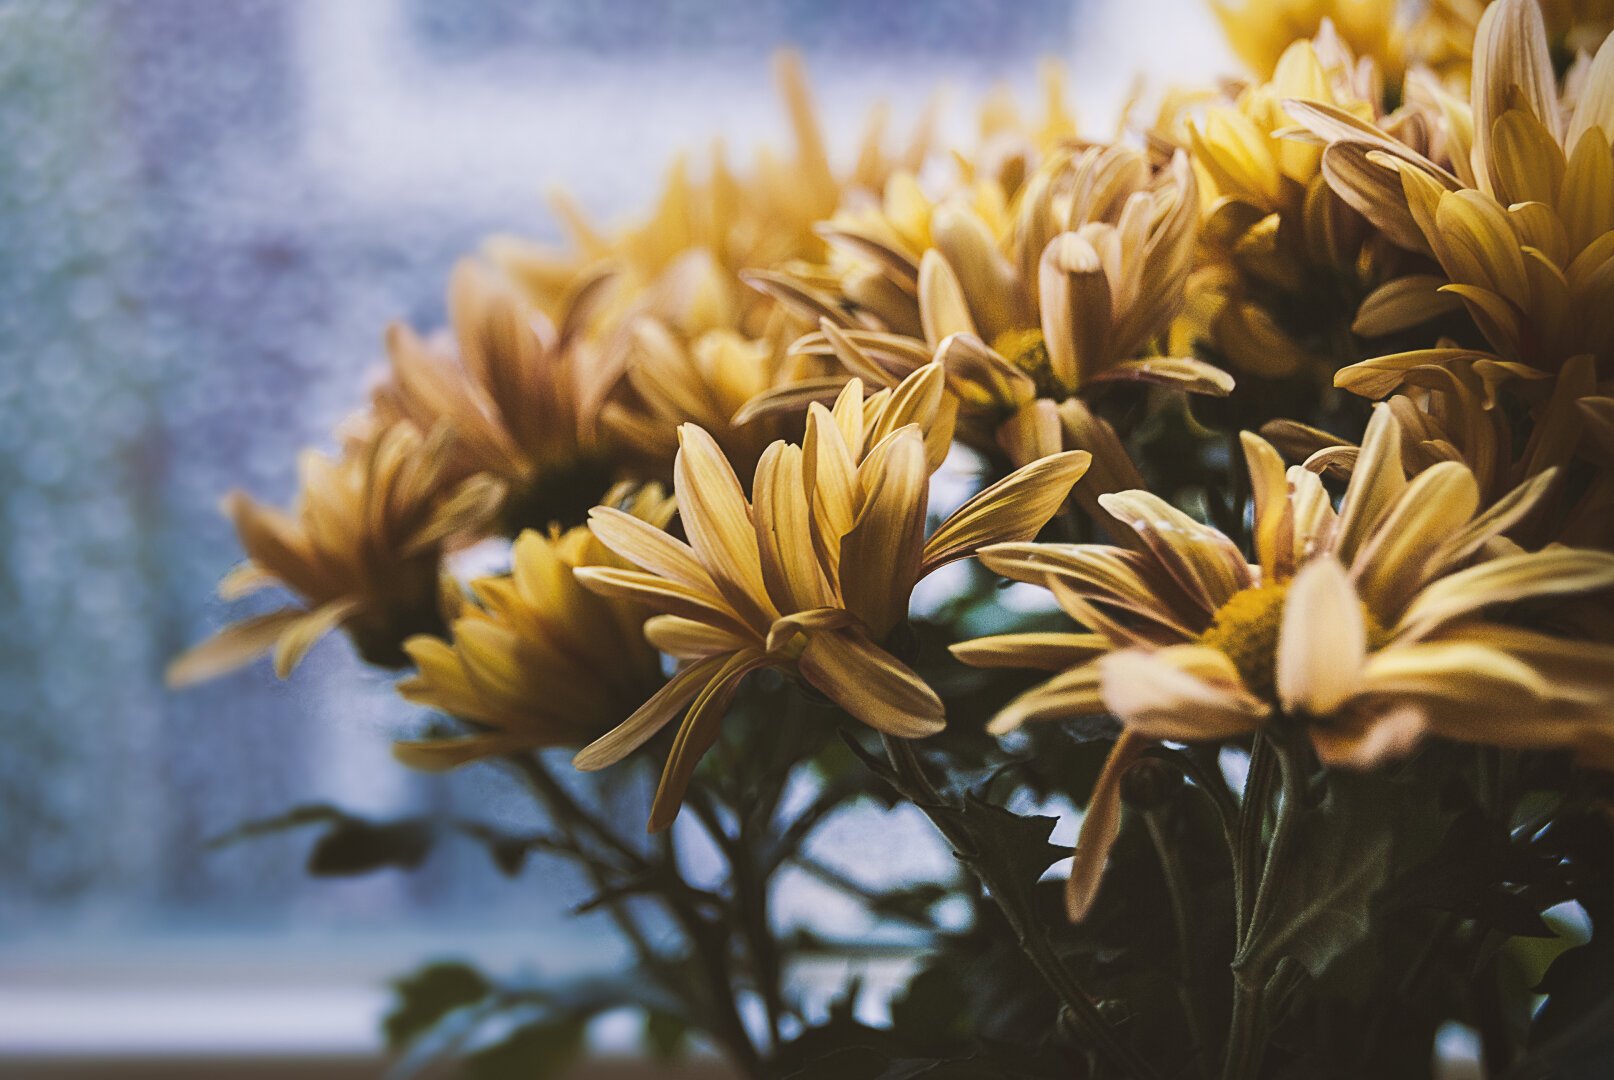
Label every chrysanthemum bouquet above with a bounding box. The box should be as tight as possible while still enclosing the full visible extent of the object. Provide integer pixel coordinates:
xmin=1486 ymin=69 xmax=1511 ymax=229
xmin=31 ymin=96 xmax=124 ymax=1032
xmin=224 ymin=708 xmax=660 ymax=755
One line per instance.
xmin=173 ymin=2 xmax=1614 ymax=1076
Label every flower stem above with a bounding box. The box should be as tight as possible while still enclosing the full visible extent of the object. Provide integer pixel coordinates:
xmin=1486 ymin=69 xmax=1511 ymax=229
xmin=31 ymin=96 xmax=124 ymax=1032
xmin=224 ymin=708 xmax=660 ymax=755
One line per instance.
xmin=880 ymin=735 xmax=1159 ymax=1080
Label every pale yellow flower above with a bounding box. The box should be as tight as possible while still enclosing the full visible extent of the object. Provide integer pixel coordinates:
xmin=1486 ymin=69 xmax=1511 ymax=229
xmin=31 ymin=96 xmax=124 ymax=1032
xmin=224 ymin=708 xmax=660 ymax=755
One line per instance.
xmin=1296 ymin=0 xmax=1614 ymax=387
xmin=571 ymin=369 xmax=1090 ymax=831
xmin=1212 ymin=0 xmax=1406 ymax=82
xmin=956 ymin=404 xmax=1614 ymax=918
xmin=748 ymin=145 xmax=1220 ymax=526
xmin=167 ymin=419 xmax=504 ymax=685
xmin=1170 ymin=30 xmax=1439 ymax=378
xmin=392 ymin=486 xmax=674 ymax=770
xmin=378 ymin=257 xmax=620 ymax=533
xmin=1409 ymin=0 xmax=1614 ymax=86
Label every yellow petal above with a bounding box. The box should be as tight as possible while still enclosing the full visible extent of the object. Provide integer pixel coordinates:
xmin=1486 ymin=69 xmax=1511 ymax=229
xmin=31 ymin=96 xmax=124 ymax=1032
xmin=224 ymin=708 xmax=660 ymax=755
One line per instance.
xmin=1351 ymin=275 xmax=1463 ymax=337
xmin=920 ymin=451 xmax=1091 ymax=575
xmin=1333 ymin=405 xmax=1407 ymax=565
xmin=166 ymin=608 xmax=306 ymax=688
xmin=917 ymin=250 xmax=978 ymax=348
xmin=1066 ymin=731 xmax=1147 ymax=922
xmin=1276 ymin=559 xmax=1365 ymax=716
xmin=1240 ymin=431 xmax=1289 ymax=581
xmin=587 ymin=507 xmax=714 ymax=592
xmin=752 ymin=442 xmax=831 ymax=611
xmin=272 ymin=597 xmax=363 ymax=679
xmin=798 ymin=628 xmax=945 ymax=738
xmin=950 ymin=632 xmax=1111 ymax=672
xmin=573 ymin=566 xmax=750 ymax=638
xmin=839 ymin=427 xmax=928 ymax=638
xmin=648 ymin=650 xmax=769 ymax=831
xmin=989 ymin=662 xmax=1106 ymax=735
xmin=1399 ymin=549 xmax=1614 ymax=638
xmin=1358 ymin=642 xmax=1549 ymax=706
xmin=1350 ymin=462 xmax=1480 ymax=620
xmin=1097 ymin=491 xmax=1251 ymax=615
xmin=674 ymin=424 xmax=778 ymax=630
xmin=644 ymin=615 xmax=749 ymax=659
xmin=573 ymin=653 xmax=731 ymax=772
xmin=1099 ymin=645 xmax=1268 ymax=741
xmin=393 ymin=733 xmax=543 ymax=772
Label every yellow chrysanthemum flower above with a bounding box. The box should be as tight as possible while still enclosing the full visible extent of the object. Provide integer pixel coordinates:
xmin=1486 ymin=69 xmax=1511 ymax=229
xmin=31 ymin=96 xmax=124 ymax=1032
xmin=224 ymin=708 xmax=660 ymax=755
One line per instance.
xmin=748 ymin=145 xmax=1222 ymax=525
xmin=167 ymin=419 xmax=504 ymax=685
xmin=1296 ymin=0 xmax=1614 ymax=389
xmin=1213 ymin=0 xmax=1406 ymax=82
xmin=1171 ymin=29 xmax=1434 ymax=378
xmin=956 ymin=404 xmax=1614 ymax=919
xmin=378 ymin=257 xmax=620 ymax=534
xmin=1409 ymin=0 xmax=1614 ymax=86
xmin=392 ymin=486 xmax=675 ymax=770
xmin=570 ymin=369 xmax=1091 ymax=831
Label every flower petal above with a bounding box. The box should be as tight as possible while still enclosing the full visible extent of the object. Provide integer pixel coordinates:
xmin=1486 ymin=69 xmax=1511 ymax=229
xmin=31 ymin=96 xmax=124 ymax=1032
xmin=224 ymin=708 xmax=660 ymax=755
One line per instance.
xmin=648 ymin=650 xmax=769 ymax=831
xmin=166 ymin=608 xmax=307 ymax=687
xmin=798 ymin=628 xmax=945 ymax=738
xmin=1276 ymin=559 xmax=1365 ymax=716
xmin=573 ymin=653 xmax=732 ymax=772
xmin=1066 ymin=731 xmax=1147 ymax=922
xmin=1399 ymin=549 xmax=1614 ymax=638
xmin=675 ymin=424 xmax=778 ymax=630
xmin=840 ymin=426 xmax=928 ymax=637
xmin=920 ymin=451 xmax=1091 ymax=574
xmin=1100 ymin=646 xmax=1268 ymax=741
xmin=950 ymin=632 xmax=1110 ymax=672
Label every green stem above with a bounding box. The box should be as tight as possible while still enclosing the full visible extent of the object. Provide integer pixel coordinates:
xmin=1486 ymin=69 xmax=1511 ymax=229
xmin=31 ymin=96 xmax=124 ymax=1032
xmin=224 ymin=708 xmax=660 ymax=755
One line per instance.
xmin=1234 ymin=735 xmax=1277 ymax=946
xmin=1145 ymin=809 xmax=1211 ymax=1079
xmin=1242 ymin=739 xmax=1304 ymax=953
xmin=880 ymin=736 xmax=1159 ymax=1080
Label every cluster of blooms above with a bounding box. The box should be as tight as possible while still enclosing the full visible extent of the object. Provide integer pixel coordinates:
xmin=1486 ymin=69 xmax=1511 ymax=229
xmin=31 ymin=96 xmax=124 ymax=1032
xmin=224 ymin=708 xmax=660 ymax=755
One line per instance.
xmin=175 ymin=0 xmax=1614 ymax=916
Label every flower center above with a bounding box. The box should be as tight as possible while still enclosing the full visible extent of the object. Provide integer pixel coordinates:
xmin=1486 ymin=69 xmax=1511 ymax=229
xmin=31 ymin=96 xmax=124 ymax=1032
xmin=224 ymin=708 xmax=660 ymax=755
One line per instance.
xmin=1199 ymin=582 xmax=1289 ymax=700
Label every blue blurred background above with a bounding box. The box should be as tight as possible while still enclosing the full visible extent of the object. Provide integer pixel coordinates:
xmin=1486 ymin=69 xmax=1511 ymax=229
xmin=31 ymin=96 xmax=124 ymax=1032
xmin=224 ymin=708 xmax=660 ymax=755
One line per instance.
xmin=0 ymin=0 xmax=1229 ymax=1065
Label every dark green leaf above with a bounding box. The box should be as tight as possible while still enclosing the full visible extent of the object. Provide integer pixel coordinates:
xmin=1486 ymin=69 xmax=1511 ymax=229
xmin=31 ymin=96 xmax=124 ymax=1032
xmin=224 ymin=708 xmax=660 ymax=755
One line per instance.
xmin=463 ymin=1017 xmax=586 ymax=1080
xmin=383 ymin=962 xmax=491 ymax=1051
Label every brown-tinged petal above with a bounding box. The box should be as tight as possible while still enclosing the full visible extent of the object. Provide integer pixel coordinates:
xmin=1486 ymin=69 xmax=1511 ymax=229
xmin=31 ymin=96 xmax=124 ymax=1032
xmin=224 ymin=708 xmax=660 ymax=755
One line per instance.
xmin=165 ymin=608 xmax=308 ymax=688
xmin=648 ymin=650 xmax=770 ymax=831
xmin=950 ymin=632 xmax=1111 ymax=672
xmin=1100 ymin=645 xmax=1268 ymax=741
xmin=573 ymin=652 xmax=733 ymax=772
xmin=1067 ymin=731 xmax=1147 ymax=922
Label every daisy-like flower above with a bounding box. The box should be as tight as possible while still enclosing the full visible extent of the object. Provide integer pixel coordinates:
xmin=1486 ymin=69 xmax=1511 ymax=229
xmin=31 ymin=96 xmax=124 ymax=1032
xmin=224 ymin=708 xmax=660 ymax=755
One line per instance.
xmin=1409 ymin=0 xmax=1613 ymax=88
xmin=167 ymin=419 xmax=504 ymax=686
xmin=1212 ymin=0 xmax=1406 ymax=83
xmin=1294 ymin=0 xmax=1614 ymax=390
xmin=1167 ymin=29 xmax=1436 ymax=379
xmin=748 ymin=144 xmax=1223 ymax=524
xmin=956 ymin=404 xmax=1614 ymax=918
xmin=392 ymin=486 xmax=675 ymax=770
xmin=570 ymin=369 xmax=1091 ymax=831
xmin=378 ymin=258 xmax=622 ymax=535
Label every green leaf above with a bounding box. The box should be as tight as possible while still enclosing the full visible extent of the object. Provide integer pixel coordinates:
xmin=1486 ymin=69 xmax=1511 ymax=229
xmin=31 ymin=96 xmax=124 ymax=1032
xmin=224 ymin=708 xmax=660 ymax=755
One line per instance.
xmin=308 ymin=817 xmax=435 ymax=876
xmin=383 ymin=962 xmax=492 ymax=1052
xmin=463 ymin=1017 xmax=586 ymax=1080
xmin=1239 ymin=770 xmax=1448 ymax=980
xmin=928 ymin=796 xmax=1068 ymax=917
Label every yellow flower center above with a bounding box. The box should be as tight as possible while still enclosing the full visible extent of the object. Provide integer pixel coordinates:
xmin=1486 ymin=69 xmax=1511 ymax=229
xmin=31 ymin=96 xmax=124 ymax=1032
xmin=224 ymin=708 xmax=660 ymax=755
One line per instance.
xmin=1199 ymin=582 xmax=1289 ymax=700
xmin=992 ymin=327 xmax=1065 ymax=399
xmin=1199 ymin=580 xmax=1390 ymax=702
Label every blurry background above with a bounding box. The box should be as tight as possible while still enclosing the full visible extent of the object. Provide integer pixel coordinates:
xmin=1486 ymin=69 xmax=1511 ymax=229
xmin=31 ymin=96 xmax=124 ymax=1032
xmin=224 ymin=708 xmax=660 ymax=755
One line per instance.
xmin=0 ymin=0 xmax=1230 ymax=1069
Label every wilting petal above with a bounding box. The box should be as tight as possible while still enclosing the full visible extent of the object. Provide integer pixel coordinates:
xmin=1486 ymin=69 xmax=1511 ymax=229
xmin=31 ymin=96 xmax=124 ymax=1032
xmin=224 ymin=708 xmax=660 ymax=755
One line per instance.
xmin=920 ymin=451 xmax=1091 ymax=574
xmin=1088 ymin=357 xmax=1234 ymax=396
xmin=1067 ymin=731 xmax=1147 ymax=922
xmin=648 ymin=650 xmax=770 ymax=831
xmin=799 ymin=627 xmax=945 ymax=738
xmin=573 ymin=652 xmax=733 ymax=772
xmin=1100 ymin=645 xmax=1268 ymax=741
xmin=165 ymin=607 xmax=308 ymax=687
xmin=951 ymin=632 xmax=1110 ymax=672
xmin=1399 ymin=549 xmax=1614 ymax=638
xmin=1276 ymin=559 xmax=1365 ymax=717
